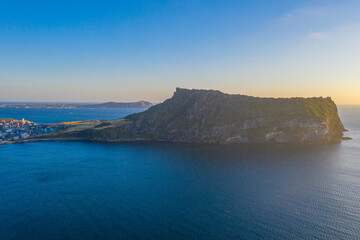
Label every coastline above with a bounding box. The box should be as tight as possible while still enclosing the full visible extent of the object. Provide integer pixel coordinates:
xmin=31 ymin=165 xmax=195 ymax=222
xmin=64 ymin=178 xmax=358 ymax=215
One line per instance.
xmin=0 ymin=137 xmax=84 ymax=145
xmin=1 ymin=135 xmax=350 ymax=146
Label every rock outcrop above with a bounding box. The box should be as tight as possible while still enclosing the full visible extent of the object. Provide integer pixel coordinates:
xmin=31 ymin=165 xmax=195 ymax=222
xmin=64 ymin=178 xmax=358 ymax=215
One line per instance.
xmin=56 ymin=88 xmax=346 ymax=144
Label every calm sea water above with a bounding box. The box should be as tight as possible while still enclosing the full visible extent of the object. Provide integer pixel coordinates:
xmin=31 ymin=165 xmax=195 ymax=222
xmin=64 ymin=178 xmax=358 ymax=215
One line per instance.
xmin=0 ymin=107 xmax=145 ymax=124
xmin=0 ymin=106 xmax=359 ymax=239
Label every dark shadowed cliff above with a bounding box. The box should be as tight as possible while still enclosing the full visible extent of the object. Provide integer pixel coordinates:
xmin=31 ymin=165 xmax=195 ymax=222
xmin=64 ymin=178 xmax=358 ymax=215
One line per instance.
xmin=55 ymin=88 xmax=346 ymax=144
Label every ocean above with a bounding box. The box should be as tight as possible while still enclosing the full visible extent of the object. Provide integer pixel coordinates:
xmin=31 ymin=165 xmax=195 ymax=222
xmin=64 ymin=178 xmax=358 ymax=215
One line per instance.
xmin=0 ymin=107 xmax=145 ymax=124
xmin=0 ymin=106 xmax=359 ymax=239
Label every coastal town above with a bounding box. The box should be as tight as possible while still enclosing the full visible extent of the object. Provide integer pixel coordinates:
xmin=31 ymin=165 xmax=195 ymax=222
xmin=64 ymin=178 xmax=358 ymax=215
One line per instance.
xmin=0 ymin=118 xmax=57 ymax=145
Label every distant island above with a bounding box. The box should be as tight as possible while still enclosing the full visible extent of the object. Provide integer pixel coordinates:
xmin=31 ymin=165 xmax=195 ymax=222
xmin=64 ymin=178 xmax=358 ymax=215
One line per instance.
xmin=44 ymin=88 xmax=346 ymax=145
xmin=0 ymin=100 xmax=153 ymax=109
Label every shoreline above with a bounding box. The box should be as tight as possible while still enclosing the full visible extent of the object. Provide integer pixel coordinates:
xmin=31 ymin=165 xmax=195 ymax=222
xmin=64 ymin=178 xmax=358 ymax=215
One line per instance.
xmin=0 ymin=136 xmax=350 ymax=146
xmin=0 ymin=137 xmax=84 ymax=145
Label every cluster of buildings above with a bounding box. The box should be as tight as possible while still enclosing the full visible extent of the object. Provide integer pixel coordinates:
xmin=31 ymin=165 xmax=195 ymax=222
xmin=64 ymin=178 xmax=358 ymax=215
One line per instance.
xmin=0 ymin=118 xmax=56 ymax=144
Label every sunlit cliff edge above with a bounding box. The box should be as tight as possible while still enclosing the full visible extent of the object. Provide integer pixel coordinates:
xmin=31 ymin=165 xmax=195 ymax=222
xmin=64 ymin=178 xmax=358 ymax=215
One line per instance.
xmin=51 ymin=88 xmax=346 ymax=144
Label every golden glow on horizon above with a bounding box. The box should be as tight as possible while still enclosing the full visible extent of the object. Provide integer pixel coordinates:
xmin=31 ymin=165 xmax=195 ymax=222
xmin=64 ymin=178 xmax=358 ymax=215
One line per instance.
xmin=1 ymin=84 xmax=359 ymax=105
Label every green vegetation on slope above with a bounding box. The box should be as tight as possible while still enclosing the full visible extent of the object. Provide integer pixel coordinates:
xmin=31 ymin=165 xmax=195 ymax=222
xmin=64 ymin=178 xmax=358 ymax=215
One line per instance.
xmin=125 ymin=88 xmax=344 ymax=141
xmin=57 ymin=88 xmax=345 ymax=144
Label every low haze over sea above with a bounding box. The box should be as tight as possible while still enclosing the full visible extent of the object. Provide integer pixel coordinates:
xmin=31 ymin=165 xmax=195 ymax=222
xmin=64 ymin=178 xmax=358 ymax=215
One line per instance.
xmin=0 ymin=106 xmax=359 ymax=239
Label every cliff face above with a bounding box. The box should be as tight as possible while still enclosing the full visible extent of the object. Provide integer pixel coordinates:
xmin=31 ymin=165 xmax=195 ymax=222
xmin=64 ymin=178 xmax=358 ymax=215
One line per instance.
xmin=60 ymin=88 xmax=345 ymax=144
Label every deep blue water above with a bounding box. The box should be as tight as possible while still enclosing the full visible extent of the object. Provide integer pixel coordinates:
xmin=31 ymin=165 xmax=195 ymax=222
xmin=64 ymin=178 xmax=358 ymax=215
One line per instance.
xmin=0 ymin=107 xmax=145 ymax=124
xmin=0 ymin=106 xmax=359 ymax=239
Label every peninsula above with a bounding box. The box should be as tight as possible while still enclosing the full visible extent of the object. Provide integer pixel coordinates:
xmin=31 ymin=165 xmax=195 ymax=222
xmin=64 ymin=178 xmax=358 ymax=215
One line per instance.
xmin=47 ymin=88 xmax=346 ymax=144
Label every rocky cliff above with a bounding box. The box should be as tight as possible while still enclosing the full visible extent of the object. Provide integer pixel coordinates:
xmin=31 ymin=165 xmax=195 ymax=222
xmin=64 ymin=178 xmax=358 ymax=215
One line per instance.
xmin=56 ymin=88 xmax=346 ymax=144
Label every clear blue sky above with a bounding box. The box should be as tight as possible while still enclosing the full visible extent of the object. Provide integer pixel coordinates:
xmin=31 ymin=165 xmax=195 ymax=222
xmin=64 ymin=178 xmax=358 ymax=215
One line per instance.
xmin=1 ymin=0 xmax=359 ymax=103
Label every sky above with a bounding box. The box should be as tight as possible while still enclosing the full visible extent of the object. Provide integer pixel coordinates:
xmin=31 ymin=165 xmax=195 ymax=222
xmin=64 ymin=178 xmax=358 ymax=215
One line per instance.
xmin=0 ymin=0 xmax=359 ymax=104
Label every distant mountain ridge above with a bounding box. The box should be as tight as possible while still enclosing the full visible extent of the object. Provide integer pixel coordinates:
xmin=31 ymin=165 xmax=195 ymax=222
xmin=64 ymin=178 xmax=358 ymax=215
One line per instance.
xmin=53 ymin=88 xmax=346 ymax=144
xmin=0 ymin=101 xmax=153 ymax=109
xmin=79 ymin=101 xmax=153 ymax=108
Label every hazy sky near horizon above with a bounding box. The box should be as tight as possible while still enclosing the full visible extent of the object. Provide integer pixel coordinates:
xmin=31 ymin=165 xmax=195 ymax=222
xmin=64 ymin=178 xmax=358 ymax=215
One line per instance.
xmin=1 ymin=0 xmax=360 ymax=104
